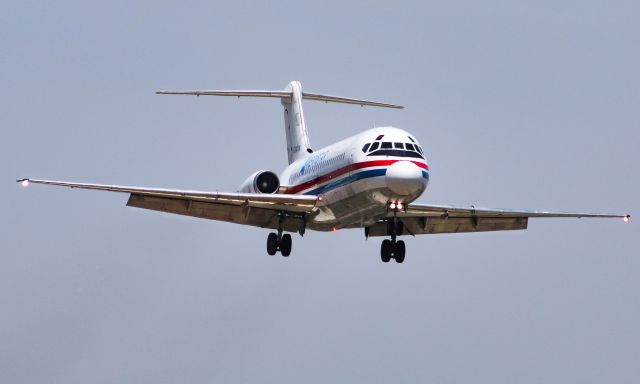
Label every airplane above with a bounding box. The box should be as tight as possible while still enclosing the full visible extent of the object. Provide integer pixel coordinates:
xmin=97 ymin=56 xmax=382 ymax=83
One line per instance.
xmin=17 ymin=81 xmax=630 ymax=263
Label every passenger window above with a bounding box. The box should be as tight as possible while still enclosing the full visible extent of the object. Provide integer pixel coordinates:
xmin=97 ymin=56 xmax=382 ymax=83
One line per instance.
xmin=394 ymin=142 xmax=404 ymax=149
xmin=405 ymin=143 xmax=415 ymax=151
xmin=362 ymin=143 xmax=370 ymax=153
xmin=370 ymin=142 xmax=379 ymax=151
xmin=381 ymin=142 xmax=392 ymax=149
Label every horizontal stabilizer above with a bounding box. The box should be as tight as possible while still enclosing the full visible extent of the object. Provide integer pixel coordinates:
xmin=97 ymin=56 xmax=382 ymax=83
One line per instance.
xmin=301 ymin=92 xmax=403 ymax=109
xmin=156 ymin=90 xmax=291 ymax=98
xmin=156 ymin=88 xmax=403 ymax=109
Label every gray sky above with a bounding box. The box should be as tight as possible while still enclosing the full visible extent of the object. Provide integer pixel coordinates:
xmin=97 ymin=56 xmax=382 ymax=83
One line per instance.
xmin=1 ymin=1 xmax=638 ymax=383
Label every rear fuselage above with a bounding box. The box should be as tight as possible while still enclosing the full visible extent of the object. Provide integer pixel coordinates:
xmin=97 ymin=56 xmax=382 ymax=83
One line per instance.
xmin=280 ymin=127 xmax=429 ymax=231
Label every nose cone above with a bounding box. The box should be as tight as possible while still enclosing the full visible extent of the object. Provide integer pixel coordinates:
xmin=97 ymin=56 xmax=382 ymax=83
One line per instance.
xmin=385 ymin=161 xmax=428 ymax=196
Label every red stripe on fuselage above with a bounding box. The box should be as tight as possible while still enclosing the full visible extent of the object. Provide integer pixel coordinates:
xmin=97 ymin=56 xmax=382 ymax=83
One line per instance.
xmin=285 ymin=159 xmax=428 ymax=194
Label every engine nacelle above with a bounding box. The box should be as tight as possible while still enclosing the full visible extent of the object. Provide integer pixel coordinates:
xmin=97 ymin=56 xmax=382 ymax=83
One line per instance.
xmin=237 ymin=170 xmax=280 ymax=194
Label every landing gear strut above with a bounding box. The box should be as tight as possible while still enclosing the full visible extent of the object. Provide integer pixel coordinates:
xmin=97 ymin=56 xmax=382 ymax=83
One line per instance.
xmin=266 ymin=213 xmax=292 ymax=257
xmin=380 ymin=215 xmax=406 ymax=263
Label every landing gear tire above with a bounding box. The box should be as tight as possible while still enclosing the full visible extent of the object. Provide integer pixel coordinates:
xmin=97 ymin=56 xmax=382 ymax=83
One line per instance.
xmin=280 ymin=233 xmax=292 ymax=257
xmin=267 ymin=233 xmax=278 ymax=256
xmin=381 ymin=239 xmax=392 ymax=262
xmin=394 ymin=240 xmax=406 ymax=263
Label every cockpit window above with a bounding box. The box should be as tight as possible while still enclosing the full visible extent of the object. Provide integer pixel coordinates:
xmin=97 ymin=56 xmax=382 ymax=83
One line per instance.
xmin=408 ymin=136 xmax=416 ymax=143
xmin=375 ymin=134 xmax=384 ymax=140
xmin=362 ymin=143 xmax=370 ymax=153
xmin=365 ymin=139 xmax=425 ymax=159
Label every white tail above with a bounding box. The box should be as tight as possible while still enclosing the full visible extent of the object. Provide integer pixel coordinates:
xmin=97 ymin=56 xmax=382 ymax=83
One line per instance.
xmin=281 ymin=81 xmax=311 ymax=163
xmin=157 ymin=81 xmax=403 ymax=164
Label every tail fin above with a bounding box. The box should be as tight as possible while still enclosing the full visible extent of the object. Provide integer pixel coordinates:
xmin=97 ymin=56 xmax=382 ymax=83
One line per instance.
xmin=281 ymin=81 xmax=311 ymax=163
xmin=157 ymin=81 xmax=403 ymax=164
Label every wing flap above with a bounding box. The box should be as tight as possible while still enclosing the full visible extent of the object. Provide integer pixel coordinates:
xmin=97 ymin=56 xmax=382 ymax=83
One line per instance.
xmin=127 ymin=194 xmax=305 ymax=232
xmin=367 ymin=216 xmax=528 ymax=237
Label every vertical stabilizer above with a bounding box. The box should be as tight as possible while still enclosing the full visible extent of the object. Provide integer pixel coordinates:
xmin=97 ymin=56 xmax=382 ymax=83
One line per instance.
xmin=281 ymin=81 xmax=312 ymax=164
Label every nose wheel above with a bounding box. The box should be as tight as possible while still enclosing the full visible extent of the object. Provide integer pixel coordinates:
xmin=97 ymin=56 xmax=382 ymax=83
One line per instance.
xmin=380 ymin=213 xmax=406 ymax=263
xmin=381 ymin=239 xmax=405 ymax=263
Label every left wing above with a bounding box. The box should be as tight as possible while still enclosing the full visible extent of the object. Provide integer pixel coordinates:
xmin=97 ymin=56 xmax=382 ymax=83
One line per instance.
xmin=17 ymin=178 xmax=319 ymax=234
xmin=365 ymin=203 xmax=630 ymax=236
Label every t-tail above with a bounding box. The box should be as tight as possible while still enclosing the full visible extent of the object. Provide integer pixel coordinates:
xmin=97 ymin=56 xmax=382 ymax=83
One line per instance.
xmin=157 ymin=81 xmax=403 ymax=164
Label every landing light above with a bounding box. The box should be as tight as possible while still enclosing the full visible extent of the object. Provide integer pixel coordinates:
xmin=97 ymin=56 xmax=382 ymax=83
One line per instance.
xmin=21 ymin=179 xmax=29 ymax=187
xmin=389 ymin=202 xmax=396 ymax=210
xmin=624 ymin=215 xmax=630 ymax=223
xmin=396 ymin=202 xmax=403 ymax=210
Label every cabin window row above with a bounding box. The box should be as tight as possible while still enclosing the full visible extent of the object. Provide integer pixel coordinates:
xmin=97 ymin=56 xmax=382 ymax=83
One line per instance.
xmin=301 ymin=153 xmax=346 ymax=176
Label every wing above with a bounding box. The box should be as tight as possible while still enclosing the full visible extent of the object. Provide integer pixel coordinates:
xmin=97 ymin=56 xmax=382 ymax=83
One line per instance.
xmin=17 ymin=178 xmax=319 ymax=234
xmin=364 ymin=203 xmax=630 ymax=236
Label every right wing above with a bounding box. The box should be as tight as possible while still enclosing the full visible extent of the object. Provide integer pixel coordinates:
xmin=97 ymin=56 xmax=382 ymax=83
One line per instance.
xmin=17 ymin=178 xmax=319 ymax=234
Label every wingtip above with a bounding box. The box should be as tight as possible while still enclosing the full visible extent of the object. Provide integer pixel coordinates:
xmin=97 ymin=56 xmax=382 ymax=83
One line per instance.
xmin=623 ymin=214 xmax=631 ymax=222
xmin=17 ymin=178 xmax=30 ymax=187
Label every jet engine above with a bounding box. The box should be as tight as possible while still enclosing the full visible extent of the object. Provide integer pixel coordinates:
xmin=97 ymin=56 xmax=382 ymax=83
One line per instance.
xmin=237 ymin=170 xmax=280 ymax=194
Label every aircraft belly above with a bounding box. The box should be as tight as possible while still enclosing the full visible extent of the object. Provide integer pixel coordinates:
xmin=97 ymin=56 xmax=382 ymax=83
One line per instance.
xmin=307 ymin=176 xmax=394 ymax=231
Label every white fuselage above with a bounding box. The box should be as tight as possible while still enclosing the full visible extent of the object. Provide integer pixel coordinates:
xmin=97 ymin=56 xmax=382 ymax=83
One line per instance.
xmin=280 ymin=127 xmax=429 ymax=231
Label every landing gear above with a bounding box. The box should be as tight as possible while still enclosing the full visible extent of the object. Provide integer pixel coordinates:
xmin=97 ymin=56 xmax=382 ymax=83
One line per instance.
xmin=266 ymin=231 xmax=293 ymax=256
xmin=266 ymin=213 xmax=293 ymax=257
xmin=380 ymin=213 xmax=406 ymax=263
xmin=267 ymin=233 xmax=278 ymax=256
xmin=381 ymin=239 xmax=392 ymax=262
xmin=280 ymin=234 xmax=292 ymax=257
xmin=380 ymin=239 xmax=405 ymax=263
xmin=395 ymin=240 xmax=405 ymax=263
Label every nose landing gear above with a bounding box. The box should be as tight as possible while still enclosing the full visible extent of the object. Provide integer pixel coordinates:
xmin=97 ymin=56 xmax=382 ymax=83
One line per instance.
xmin=380 ymin=215 xmax=406 ymax=263
xmin=380 ymin=238 xmax=406 ymax=263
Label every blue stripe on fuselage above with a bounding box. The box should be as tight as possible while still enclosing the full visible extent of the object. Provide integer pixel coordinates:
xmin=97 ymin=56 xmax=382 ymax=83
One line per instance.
xmin=304 ymin=168 xmax=387 ymax=195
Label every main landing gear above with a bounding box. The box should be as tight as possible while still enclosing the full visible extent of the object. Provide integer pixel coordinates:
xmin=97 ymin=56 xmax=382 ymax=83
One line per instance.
xmin=267 ymin=232 xmax=292 ymax=256
xmin=380 ymin=215 xmax=406 ymax=263
xmin=266 ymin=212 xmax=293 ymax=257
